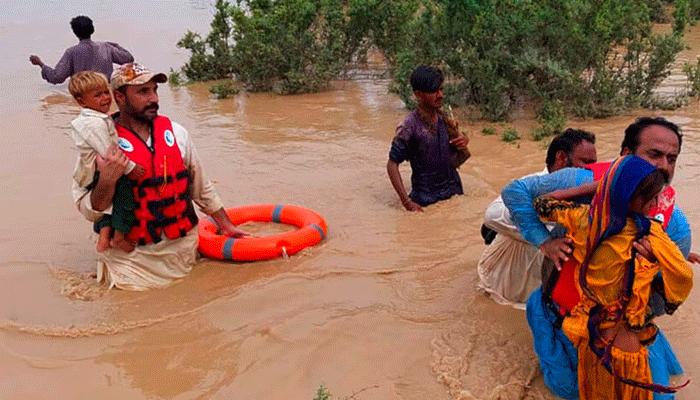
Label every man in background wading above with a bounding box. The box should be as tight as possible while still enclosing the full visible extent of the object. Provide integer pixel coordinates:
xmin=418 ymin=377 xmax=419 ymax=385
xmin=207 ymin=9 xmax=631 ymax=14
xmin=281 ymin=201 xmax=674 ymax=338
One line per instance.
xmin=29 ymin=15 xmax=134 ymax=84
xmin=387 ymin=65 xmax=471 ymax=211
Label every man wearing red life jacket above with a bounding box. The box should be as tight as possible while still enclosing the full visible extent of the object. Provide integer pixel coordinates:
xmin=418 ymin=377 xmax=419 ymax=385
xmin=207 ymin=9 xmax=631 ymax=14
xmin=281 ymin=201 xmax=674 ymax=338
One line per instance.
xmin=72 ymin=63 xmax=247 ymax=290
xmin=501 ymin=117 xmax=692 ymax=399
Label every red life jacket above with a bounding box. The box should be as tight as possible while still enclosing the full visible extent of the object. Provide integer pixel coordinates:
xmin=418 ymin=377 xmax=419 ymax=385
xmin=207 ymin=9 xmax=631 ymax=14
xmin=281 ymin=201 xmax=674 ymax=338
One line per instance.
xmin=115 ymin=115 xmax=198 ymax=245
xmin=550 ymin=161 xmax=676 ymax=315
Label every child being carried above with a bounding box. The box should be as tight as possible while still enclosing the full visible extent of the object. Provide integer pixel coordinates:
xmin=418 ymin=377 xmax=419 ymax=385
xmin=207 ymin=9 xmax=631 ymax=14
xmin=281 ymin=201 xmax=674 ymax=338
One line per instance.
xmin=68 ymin=71 xmax=145 ymax=252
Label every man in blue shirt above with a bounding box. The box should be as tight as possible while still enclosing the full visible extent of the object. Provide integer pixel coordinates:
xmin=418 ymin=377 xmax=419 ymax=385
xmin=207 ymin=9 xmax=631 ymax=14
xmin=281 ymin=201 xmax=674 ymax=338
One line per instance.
xmin=477 ymin=129 xmax=597 ymax=308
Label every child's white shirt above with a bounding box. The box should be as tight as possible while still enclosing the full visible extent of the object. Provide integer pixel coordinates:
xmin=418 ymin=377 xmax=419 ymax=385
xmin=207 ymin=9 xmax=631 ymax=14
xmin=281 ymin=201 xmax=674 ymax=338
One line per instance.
xmin=70 ymin=107 xmax=136 ymax=188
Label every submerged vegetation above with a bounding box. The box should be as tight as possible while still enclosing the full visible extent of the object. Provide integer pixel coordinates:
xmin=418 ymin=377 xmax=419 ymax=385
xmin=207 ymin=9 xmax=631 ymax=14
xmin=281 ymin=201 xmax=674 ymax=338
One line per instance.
xmin=173 ymin=0 xmax=700 ymax=124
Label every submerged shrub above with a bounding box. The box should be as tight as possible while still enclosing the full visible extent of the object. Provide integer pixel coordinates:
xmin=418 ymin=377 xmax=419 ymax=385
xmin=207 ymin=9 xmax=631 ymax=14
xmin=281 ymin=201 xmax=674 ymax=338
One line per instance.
xmin=173 ymin=0 xmax=690 ymax=119
xmin=684 ymin=56 xmax=700 ymax=96
xmin=210 ymin=81 xmax=239 ymax=99
xmin=174 ymin=0 xmax=346 ymax=94
xmin=501 ymin=127 xmax=520 ymax=143
xmin=228 ymin=0 xmax=347 ymax=93
xmin=533 ymin=100 xmax=566 ymax=140
xmin=482 ymin=126 xmax=497 ymax=136
xmin=176 ymin=0 xmax=235 ymax=82
xmin=313 ymin=385 xmax=332 ymax=400
xmin=531 ymin=127 xmax=550 ymax=141
xmin=390 ymin=0 xmax=689 ymax=120
xmin=168 ymin=69 xmax=182 ymax=86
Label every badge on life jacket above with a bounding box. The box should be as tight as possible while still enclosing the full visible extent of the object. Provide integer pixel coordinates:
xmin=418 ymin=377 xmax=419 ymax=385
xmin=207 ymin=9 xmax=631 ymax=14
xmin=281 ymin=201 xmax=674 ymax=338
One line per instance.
xmin=164 ymin=130 xmax=175 ymax=147
xmin=118 ymin=137 xmax=134 ymax=152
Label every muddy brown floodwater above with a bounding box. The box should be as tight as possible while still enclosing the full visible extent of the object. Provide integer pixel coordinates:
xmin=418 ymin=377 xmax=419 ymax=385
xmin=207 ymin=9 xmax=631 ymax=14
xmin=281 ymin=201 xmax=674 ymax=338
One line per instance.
xmin=1 ymin=2 xmax=700 ymax=399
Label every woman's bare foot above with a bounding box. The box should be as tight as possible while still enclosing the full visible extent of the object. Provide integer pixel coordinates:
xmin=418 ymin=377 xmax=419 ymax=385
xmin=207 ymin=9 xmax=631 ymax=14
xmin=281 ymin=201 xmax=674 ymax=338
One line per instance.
xmin=96 ymin=226 xmax=112 ymax=252
xmin=111 ymin=231 xmax=135 ymax=253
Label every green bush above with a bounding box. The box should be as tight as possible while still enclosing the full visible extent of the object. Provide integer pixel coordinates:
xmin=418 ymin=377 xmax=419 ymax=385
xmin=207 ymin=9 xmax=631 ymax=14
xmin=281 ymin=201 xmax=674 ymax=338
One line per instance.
xmin=228 ymin=0 xmax=347 ymax=93
xmin=313 ymin=385 xmax=332 ymax=400
xmin=390 ymin=0 xmax=689 ymax=120
xmin=501 ymin=127 xmax=520 ymax=143
xmin=174 ymin=0 xmax=346 ymax=94
xmin=173 ymin=0 xmax=690 ymax=119
xmin=176 ymin=0 xmax=235 ymax=82
xmin=209 ymin=81 xmax=239 ymax=99
xmin=533 ymin=100 xmax=566 ymax=140
xmin=531 ymin=127 xmax=550 ymax=141
xmin=690 ymin=0 xmax=700 ymax=19
xmin=168 ymin=69 xmax=182 ymax=86
xmin=482 ymin=126 xmax=497 ymax=136
xmin=684 ymin=56 xmax=700 ymax=96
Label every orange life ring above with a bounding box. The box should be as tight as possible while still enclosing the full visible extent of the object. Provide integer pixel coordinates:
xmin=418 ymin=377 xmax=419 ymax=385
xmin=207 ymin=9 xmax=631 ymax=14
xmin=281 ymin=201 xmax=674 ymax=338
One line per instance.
xmin=198 ymin=204 xmax=327 ymax=261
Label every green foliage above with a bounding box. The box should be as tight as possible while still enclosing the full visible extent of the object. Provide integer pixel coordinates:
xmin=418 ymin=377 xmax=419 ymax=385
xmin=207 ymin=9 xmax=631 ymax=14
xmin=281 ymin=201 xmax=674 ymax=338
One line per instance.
xmin=228 ymin=0 xmax=347 ymax=93
xmin=345 ymin=0 xmax=420 ymax=66
xmin=210 ymin=81 xmax=239 ymax=99
xmin=388 ymin=52 xmax=418 ymax=108
xmin=501 ymin=127 xmax=520 ymax=143
xmin=177 ymin=0 xmax=234 ymax=81
xmin=389 ymin=0 xmax=689 ymax=120
xmin=531 ymin=127 xmax=550 ymax=141
xmin=173 ymin=0 xmax=690 ymax=119
xmin=533 ymin=100 xmax=566 ymax=140
xmin=684 ymin=56 xmax=700 ymax=95
xmin=176 ymin=0 xmax=236 ymax=82
xmin=313 ymin=385 xmax=332 ymax=400
xmin=174 ymin=0 xmax=346 ymax=94
xmin=647 ymin=0 xmax=673 ymax=22
xmin=168 ymin=68 xmax=182 ymax=86
xmin=536 ymin=100 xmax=566 ymax=132
xmin=645 ymin=94 xmax=689 ymax=109
xmin=690 ymin=0 xmax=700 ymax=18
xmin=673 ymin=0 xmax=690 ymax=33
xmin=482 ymin=126 xmax=497 ymax=136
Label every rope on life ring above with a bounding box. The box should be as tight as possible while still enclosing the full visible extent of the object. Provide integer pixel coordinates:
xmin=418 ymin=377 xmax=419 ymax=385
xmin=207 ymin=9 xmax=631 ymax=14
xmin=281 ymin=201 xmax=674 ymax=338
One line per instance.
xmin=198 ymin=204 xmax=327 ymax=261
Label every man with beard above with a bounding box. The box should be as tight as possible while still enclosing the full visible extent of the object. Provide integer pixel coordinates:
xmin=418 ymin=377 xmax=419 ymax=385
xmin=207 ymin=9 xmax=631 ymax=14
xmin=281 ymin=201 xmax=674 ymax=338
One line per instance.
xmin=501 ymin=117 xmax=692 ymax=399
xmin=72 ymin=63 xmax=247 ymax=290
xmin=477 ymin=129 xmax=597 ymax=309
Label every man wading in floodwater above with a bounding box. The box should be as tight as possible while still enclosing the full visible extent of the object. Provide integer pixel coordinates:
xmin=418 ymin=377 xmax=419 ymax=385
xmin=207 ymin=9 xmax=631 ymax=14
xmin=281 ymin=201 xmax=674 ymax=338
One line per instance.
xmin=502 ymin=117 xmax=694 ymax=399
xmin=387 ymin=65 xmax=471 ymax=211
xmin=72 ymin=63 xmax=248 ymax=290
xmin=477 ymin=129 xmax=597 ymax=308
xmin=29 ymin=15 xmax=134 ymax=84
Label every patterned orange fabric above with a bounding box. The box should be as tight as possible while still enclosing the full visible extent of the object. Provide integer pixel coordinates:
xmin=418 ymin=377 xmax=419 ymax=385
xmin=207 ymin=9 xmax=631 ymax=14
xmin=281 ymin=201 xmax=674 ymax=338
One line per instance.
xmin=536 ymin=197 xmax=692 ymax=399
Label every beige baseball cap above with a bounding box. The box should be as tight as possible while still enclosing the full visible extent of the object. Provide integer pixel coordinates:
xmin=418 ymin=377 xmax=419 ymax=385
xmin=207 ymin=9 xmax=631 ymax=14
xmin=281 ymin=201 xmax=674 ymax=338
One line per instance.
xmin=111 ymin=62 xmax=167 ymax=91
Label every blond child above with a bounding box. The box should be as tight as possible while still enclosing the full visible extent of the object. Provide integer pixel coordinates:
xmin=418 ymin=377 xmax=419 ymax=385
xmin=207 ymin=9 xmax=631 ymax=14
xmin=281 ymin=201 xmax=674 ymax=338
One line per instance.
xmin=68 ymin=71 xmax=145 ymax=252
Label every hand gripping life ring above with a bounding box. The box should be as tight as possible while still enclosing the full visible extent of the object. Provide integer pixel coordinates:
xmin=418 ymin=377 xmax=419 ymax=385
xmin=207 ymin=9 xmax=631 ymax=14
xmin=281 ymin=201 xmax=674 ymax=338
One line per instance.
xmin=198 ymin=204 xmax=327 ymax=261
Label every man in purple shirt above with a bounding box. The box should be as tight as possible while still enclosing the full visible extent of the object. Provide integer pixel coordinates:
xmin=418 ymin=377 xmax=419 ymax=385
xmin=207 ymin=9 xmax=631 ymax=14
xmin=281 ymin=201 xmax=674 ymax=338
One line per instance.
xmin=29 ymin=16 xmax=134 ymax=84
xmin=387 ymin=65 xmax=470 ymax=211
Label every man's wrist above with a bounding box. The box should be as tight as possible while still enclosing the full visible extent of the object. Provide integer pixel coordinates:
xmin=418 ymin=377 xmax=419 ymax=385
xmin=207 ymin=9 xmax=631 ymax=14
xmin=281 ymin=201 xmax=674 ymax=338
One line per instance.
xmin=533 ymin=233 xmax=553 ymax=249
